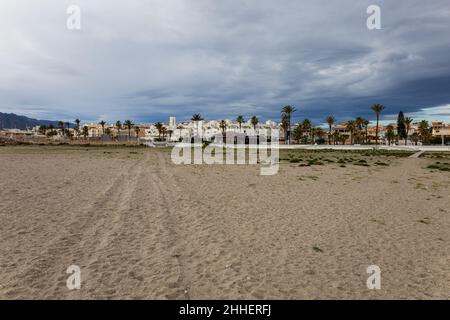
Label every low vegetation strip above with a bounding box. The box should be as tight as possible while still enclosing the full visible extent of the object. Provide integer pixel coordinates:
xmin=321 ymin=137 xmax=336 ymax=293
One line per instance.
xmin=427 ymin=162 xmax=450 ymax=172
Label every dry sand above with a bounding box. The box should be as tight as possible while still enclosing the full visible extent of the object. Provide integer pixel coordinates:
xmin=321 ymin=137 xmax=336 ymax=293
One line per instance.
xmin=0 ymin=146 xmax=449 ymax=299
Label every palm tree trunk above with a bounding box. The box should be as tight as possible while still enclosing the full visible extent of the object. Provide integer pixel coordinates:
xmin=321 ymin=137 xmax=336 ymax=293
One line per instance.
xmin=328 ymin=126 xmax=332 ymax=145
xmin=375 ymin=115 xmax=379 ymax=145
xmin=288 ymin=116 xmax=291 ymax=145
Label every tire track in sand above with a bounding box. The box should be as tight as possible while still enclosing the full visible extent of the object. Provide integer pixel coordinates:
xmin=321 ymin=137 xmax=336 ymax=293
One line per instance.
xmin=146 ymin=151 xmax=190 ymax=299
xmin=1 ymin=155 xmax=143 ymax=298
xmin=76 ymin=151 xmax=188 ymax=299
xmin=151 ymin=151 xmax=246 ymax=299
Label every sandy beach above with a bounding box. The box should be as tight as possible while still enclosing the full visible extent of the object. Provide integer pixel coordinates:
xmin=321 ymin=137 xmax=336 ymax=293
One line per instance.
xmin=0 ymin=145 xmax=449 ymax=299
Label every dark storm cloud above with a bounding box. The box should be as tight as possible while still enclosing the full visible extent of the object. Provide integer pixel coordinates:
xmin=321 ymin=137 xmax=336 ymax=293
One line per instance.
xmin=0 ymin=0 xmax=449 ymax=124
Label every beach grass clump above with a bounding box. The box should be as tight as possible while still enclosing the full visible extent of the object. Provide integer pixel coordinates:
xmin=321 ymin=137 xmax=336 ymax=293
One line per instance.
xmin=298 ymin=163 xmax=311 ymax=167
xmin=278 ymin=148 xmax=418 ymax=164
xmin=427 ymin=162 xmax=450 ymax=172
xmin=427 ymin=153 xmax=450 ymax=159
xmin=365 ymin=149 xmax=414 ymax=158
xmin=354 ymin=162 xmax=370 ymax=167
xmin=307 ymin=158 xmax=324 ymax=166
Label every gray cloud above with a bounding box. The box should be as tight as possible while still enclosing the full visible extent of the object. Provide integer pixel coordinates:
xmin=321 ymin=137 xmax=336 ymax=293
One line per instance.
xmin=1 ymin=0 xmax=449 ymax=124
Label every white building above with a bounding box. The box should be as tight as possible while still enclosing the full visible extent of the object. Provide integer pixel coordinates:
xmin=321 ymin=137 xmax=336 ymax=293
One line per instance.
xmin=142 ymin=117 xmax=279 ymax=142
xmin=169 ymin=117 xmax=176 ymax=128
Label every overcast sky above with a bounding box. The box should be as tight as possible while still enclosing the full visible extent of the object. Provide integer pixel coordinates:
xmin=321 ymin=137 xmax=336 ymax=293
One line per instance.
xmin=1 ymin=0 xmax=450 ymax=124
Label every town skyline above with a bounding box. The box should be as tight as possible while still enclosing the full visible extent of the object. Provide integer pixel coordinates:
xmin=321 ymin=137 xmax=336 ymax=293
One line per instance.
xmin=4 ymin=106 xmax=449 ymax=148
xmin=2 ymin=105 xmax=450 ymax=130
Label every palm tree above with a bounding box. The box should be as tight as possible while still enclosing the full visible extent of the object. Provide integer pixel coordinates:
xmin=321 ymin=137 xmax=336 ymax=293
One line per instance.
xmin=410 ymin=132 xmax=419 ymax=146
xmin=177 ymin=125 xmax=184 ymax=140
xmin=134 ymin=126 xmax=140 ymax=141
xmin=236 ymin=115 xmax=245 ymax=132
xmin=301 ymin=119 xmax=312 ymax=144
xmin=74 ymin=119 xmax=81 ymax=138
xmin=48 ymin=124 xmax=55 ymax=136
xmin=250 ymin=116 xmax=259 ymax=133
xmin=293 ymin=125 xmax=303 ymax=144
xmin=418 ymin=120 xmax=431 ymax=144
xmin=325 ymin=115 xmax=335 ymax=145
xmin=404 ymin=117 xmax=413 ymax=145
xmin=191 ymin=114 xmax=203 ymax=121
xmin=315 ymin=128 xmax=325 ymax=143
xmin=346 ymin=120 xmax=356 ymax=145
xmin=124 ymin=120 xmax=133 ymax=139
xmin=82 ymin=126 xmax=89 ymax=139
xmin=115 ymin=121 xmax=122 ymax=139
xmin=105 ymin=127 xmax=112 ymax=138
xmin=371 ymin=104 xmax=385 ymax=145
xmin=332 ymin=131 xmax=340 ymax=145
xmin=385 ymin=125 xmax=395 ymax=145
xmin=38 ymin=125 xmax=47 ymax=135
xmin=310 ymin=126 xmax=315 ymax=144
xmin=155 ymin=122 xmax=164 ymax=139
xmin=167 ymin=129 xmax=173 ymax=141
xmin=281 ymin=105 xmax=296 ymax=144
xmin=58 ymin=121 xmax=65 ymax=136
xmin=281 ymin=114 xmax=290 ymax=143
xmin=191 ymin=114 xmax=203 ymax=139
xmin=99 ymin=120 xmax=106 ymax=135
xmin=219 ymin=120 xmax=227 ymax=135
xmin=339 ymin=135 xmax=347 ymax=145
xmin=355 ymin=117 xmax=365 ymax=144
xmin=363 ymin=118 xmax=370 ymax=144
xmin=65 ymin=121 xmax=70 ymax=134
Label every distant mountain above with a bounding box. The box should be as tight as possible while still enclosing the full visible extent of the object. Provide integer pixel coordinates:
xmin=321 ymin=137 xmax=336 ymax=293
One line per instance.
xmin=0 ymin=112 xmax=62 ymax=130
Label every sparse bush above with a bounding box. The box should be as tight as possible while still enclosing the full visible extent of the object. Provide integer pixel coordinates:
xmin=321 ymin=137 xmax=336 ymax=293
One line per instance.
xmin=428 ymin=163 xmax=450 ymax=171
xmin=354 ymin=162 xmax=370 ymax=167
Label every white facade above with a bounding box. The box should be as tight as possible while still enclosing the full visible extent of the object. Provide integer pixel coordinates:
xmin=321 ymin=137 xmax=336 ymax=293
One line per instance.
xmin=143 ymin=117 xmax=280 ymax=142
xmin=169 ymin=117 xmax=176 ymax=128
